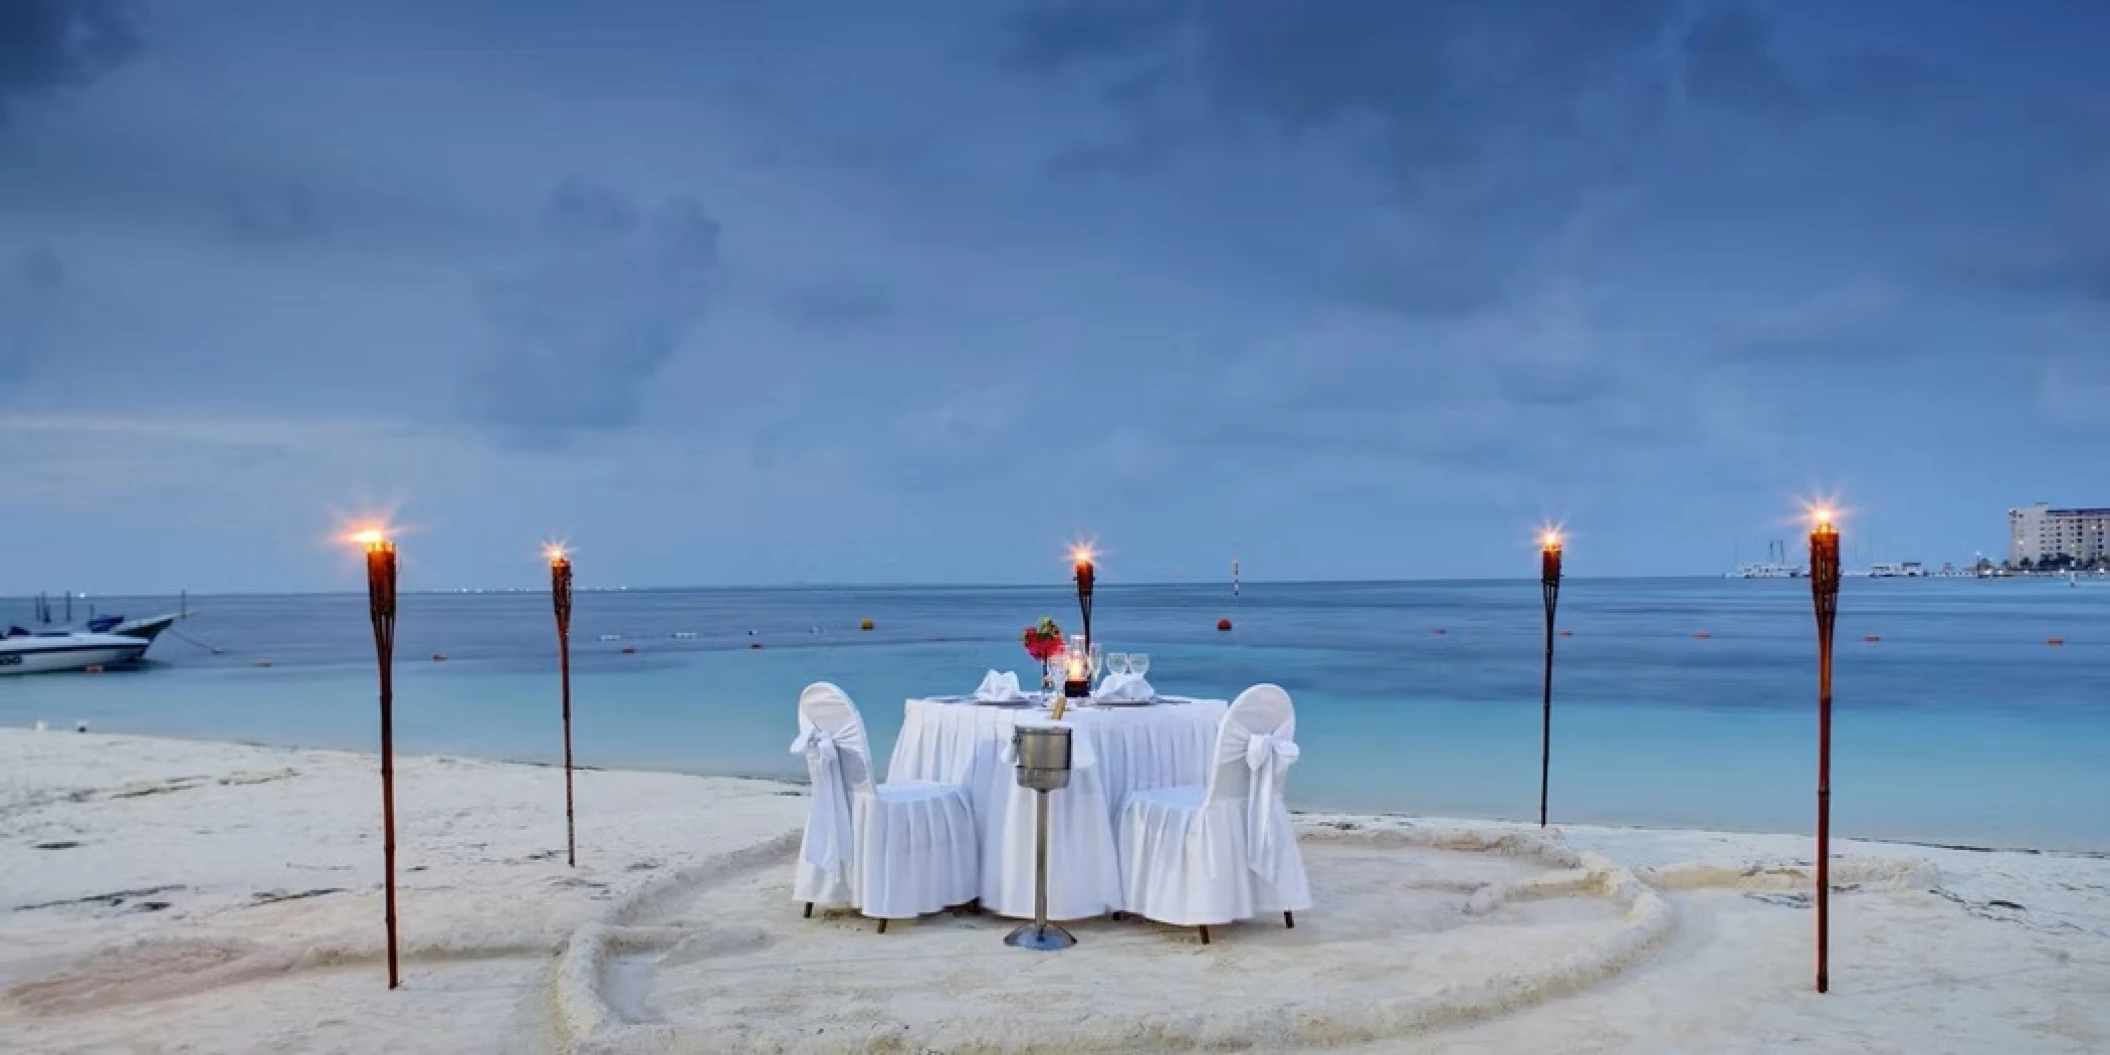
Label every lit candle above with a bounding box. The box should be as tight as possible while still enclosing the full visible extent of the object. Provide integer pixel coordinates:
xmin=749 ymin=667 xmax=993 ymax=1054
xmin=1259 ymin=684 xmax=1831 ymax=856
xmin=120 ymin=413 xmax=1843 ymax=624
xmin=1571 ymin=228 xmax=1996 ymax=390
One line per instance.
xmin=1540 ymin=529 xmax=1563 ymax=585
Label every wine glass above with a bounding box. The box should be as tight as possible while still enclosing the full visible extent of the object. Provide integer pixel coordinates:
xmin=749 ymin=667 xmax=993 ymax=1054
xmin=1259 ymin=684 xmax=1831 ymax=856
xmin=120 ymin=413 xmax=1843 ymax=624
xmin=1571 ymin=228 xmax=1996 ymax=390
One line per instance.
xmin=1107 ymin=652 xmax=1131 ymax=676
xmin=1130 ymin=653 xmax=1150 ymax=677
xmin=1088 ymin=642 xmax=1105 ymax=685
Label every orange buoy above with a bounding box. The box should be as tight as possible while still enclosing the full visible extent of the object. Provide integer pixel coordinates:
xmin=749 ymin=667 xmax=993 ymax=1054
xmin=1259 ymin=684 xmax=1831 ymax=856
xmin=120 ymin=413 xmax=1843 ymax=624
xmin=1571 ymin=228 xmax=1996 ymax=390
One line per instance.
xmin=1216 ymin=618 xmax=1233 ymax=631
xmin=2047 ymin=637 xmax=2065 ymax=646
xmin=1863 ymin=635 xmax=1880 ymax=643
xmin=860 ymin=619 xmax=875 ymax=631
xmin=1558 ymin=629 xmax=1573 ymax=637
xmin=1693 ymin=632 xmax=1712 ymax=639
xmin=84 ymin=665 xmax=104 ymax=674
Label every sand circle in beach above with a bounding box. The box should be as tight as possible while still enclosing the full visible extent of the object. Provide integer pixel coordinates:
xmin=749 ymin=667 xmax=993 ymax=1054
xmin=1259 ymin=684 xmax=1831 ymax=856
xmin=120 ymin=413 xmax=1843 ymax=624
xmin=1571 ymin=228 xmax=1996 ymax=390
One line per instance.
xmin=566 ymin=827 xmax=1669 ymax=1053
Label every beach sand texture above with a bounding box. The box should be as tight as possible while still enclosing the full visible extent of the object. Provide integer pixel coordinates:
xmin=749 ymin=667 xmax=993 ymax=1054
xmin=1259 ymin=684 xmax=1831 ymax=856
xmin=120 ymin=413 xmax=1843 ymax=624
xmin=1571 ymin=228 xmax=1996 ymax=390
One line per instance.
xmin=3 ymin=730 xmax=2106 ymax=1053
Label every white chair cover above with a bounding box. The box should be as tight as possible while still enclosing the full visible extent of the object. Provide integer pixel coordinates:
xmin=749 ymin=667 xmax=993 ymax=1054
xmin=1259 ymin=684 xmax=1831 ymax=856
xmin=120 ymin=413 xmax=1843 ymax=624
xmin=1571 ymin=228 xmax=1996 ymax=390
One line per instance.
xmin=1116 ymin=684 xmax=1313 ymax=927
xmin=790 ymin=683 xmax=980 ymax=920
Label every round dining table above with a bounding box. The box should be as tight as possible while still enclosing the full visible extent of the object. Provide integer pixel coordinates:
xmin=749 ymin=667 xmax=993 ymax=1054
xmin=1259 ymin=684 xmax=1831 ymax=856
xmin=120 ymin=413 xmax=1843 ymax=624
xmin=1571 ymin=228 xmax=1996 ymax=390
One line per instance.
xmin=888 ymin=693 xmax=1227 ymax=921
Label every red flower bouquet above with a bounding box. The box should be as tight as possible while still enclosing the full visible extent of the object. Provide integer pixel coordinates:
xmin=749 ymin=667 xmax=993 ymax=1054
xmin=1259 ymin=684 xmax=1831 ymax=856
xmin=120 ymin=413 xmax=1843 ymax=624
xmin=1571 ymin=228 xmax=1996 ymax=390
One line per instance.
xmin=1022 ymin=617 xmax=1065 ymax=685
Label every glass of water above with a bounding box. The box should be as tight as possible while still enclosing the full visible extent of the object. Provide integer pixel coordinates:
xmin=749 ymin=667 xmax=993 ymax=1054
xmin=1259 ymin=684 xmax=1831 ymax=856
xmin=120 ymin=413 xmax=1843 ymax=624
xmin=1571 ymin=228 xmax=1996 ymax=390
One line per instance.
xmin=1106 ymin=652 xmax=1131 ymax=676
xmin=1129 ymin=653 xmax=1150 ymax=677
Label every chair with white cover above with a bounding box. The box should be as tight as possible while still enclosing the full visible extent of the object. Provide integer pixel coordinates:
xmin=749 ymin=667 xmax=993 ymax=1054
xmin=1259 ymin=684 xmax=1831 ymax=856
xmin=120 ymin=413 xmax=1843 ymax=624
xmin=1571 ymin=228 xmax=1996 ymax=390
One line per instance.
xmin=790 ymin=682 xmax=979 ymax=931
xmin=1115 ymin=683 xmax=1312 ymax=943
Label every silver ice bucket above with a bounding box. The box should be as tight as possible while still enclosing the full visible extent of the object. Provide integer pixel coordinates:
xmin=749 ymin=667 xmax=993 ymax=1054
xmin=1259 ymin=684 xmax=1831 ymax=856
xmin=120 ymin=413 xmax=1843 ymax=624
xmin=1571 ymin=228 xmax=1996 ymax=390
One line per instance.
xmin=1011 ymin=724 xmax=1072 ymax=792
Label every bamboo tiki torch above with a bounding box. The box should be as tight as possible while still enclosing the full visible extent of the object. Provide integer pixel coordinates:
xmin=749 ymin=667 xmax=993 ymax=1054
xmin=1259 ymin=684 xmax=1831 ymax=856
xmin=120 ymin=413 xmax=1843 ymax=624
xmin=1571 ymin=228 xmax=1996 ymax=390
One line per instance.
xmin=356 ymin=529 xmax=401 ymax=990
xmin=1808 ymin=508 xmax=1841 ymax=994
xmin=1055 ymin=546 xmax=1096 ymax=721
xmin=1538 ymin=530 xmax=1563 ymax=828
xmin=548 ymin=545 xmax=576 ymax=867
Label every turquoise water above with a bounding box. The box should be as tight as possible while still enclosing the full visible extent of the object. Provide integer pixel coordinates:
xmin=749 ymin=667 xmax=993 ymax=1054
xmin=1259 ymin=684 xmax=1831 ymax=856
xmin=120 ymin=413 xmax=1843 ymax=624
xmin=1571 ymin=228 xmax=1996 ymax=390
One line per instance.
xmin=4 ymin=579 xmax=2105 ymax=851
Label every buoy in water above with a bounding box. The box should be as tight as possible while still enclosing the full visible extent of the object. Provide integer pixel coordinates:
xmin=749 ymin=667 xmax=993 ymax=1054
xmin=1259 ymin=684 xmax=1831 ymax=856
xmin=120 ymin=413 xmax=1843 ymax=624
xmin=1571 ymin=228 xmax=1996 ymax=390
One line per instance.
xmin=1216 ymin=618 xmax=1233 ymax=631
xmin=2047 ymin=637 xmax=2065 ymax=646
xmin=1693 ymin=632 xmax=1712 ymax=639
xmin=84 ymin=665 xmax=103 ymax=674
xmin=620 ymin=646 xmax=637 ymax=655
xmin=1863 ymin=635 xmax=1880 ymax=643
xmin=255 ymin=659 xmax=272 ymax=668
xmin=749 ymin=641 xmax=764 ymax=650
xmin=1431 ymin=629 xmax=1447 ymax=636
xmin=860 ymin=619 xmax=875 ymax=631
xmin=431 ymin=653 xmax=446 ymax=662
xmin=1558 ymin=629 xmax=1573 ymax=637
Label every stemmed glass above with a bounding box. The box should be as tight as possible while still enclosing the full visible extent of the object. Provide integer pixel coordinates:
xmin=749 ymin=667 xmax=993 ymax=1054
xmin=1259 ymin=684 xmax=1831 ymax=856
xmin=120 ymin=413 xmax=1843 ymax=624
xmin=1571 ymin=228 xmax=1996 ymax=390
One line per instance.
xmin=1106 ymin=652 xmax=1131 ymax=677
xmin=1088 ymin=643 xmax=1105 ymax=687
xmin=1130 ymin=653 xmax=1150 ymax=677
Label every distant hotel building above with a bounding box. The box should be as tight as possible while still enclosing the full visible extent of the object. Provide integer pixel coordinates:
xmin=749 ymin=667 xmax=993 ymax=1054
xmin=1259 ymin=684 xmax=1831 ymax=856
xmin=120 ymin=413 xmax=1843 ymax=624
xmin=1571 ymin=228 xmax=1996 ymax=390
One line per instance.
xmin=2008 ymin=504 xmax=2110 ymax=565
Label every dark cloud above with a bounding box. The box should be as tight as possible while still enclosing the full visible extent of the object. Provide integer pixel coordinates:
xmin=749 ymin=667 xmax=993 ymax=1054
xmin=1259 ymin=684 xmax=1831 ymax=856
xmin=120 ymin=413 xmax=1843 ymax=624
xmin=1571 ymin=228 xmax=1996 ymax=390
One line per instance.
xmin=460 ymin=179 xmax=720 ymax=441
xmin=1681 ymin=2 xmax=1938 ymax=117
xmin=1954 ymin=146 xmax=2110 ymax=304
xmin=1013 ymin=0 xmax=1672 ymax=162
xmin=0 ymin=0 xmax=138 ymax=122
xmin=0 ymin=246 xmax=67 ymax=380
xmin=220 ymin=181 xmax=325 ymax=243
xmin=778 ymin=274 xmax=894 ymax=329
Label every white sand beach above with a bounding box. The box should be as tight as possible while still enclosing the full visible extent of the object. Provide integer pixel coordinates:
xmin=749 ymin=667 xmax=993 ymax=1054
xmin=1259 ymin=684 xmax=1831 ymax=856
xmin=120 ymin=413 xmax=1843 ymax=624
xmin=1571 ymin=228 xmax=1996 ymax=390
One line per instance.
xmin=2 ymin=728 xmax=2106 ymax=1054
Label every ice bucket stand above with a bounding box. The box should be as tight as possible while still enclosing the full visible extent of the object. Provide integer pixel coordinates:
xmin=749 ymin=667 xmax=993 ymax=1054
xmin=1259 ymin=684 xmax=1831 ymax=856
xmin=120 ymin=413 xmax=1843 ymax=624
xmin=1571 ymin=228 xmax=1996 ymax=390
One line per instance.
xmin=1004 ymin=723 xmax=1077 ymax=951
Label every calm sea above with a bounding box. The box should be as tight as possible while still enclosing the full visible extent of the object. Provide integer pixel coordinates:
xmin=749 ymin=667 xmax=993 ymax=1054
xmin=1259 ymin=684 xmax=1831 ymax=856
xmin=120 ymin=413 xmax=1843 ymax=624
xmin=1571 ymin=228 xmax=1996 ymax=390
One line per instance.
xmin=4 ymin=579 xmax=2105 ymax=851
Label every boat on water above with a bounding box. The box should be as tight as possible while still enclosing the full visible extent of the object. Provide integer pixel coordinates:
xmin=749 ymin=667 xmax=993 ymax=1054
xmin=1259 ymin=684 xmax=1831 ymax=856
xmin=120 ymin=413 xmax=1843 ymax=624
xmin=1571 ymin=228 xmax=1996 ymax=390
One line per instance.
xmin=81 ymin=611 xmax=185 ymax=642
xmin=1728 ymin=562 xmax=1805 ymax=579
xmin=0 ymin=629 xmax=152 ymax=675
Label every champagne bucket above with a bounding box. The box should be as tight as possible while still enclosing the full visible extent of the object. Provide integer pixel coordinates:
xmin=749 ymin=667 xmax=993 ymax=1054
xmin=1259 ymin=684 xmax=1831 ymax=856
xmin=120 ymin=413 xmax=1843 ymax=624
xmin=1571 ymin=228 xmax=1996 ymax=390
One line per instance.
xmin=1012 ymin=725 xmax=1072 ymax=792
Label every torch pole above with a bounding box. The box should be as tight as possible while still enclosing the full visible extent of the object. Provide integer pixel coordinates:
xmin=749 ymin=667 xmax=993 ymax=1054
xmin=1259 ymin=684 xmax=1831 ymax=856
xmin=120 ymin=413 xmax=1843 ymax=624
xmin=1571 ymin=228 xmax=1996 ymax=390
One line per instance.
xmin=552 ymin=556 xmax=575 ymax=867
xmin=1539 ymin=542 xmax=1562 ymax=828
xmin=1810 ymin=522 xmax=1841 ymax=994
xmin=365 ymin=540 xmax=400 ymax=990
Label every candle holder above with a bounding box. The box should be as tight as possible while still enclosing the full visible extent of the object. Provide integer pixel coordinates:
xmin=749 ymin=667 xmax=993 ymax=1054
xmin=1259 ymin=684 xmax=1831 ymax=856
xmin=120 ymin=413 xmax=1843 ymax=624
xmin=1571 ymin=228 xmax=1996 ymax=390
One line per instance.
xmin=549 ymin=547 xmax=576 ymax=868
xmin=358 ymin=530 xmax=401 ymax=990
xmin=1809 ymin=512 xmax=1841 ymax=994
xmin=1538 ymin=531 xmax=1563 ymax=829
xmin=1004 ymin=724 xmax=1077 ymax=951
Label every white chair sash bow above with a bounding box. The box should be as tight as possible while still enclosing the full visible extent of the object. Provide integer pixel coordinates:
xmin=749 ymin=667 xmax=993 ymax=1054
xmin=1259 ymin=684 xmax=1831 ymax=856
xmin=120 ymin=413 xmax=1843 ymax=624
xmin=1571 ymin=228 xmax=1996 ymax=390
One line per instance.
xmin=1244 ymin=730 xmax=1300 ymax=883
xmin=791 ymin=720 xmax=858 ymax=871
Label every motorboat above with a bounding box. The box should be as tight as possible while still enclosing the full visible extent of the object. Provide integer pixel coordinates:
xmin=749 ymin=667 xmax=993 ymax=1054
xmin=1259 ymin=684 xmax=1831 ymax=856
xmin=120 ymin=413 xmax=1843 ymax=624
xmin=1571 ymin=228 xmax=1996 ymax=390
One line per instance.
xmin=0 ymin=629 xmax=152 ymax=675
xmin=82 ymin=611 xmax=185 ymax=642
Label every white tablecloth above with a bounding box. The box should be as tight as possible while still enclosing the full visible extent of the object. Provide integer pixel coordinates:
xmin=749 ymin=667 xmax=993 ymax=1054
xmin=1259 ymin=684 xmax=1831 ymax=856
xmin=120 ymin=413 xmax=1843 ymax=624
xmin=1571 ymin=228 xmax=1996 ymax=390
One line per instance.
xmin=889 ymin=695 xmax=1227 ymax=920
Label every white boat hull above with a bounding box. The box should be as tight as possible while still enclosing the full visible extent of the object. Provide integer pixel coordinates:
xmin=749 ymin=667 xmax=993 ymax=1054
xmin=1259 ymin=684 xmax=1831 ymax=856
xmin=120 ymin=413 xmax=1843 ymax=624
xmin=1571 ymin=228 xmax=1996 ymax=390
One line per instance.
xmin=0 ymin=635 xmax=151 ymax=675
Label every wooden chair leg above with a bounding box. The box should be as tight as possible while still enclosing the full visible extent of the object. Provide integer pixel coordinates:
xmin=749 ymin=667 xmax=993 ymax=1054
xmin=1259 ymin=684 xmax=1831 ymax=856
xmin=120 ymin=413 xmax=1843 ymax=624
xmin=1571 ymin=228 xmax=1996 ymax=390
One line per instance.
xmin=1284 ymin=911 xmax=1295 ymax=929
xmin=1198 ymin=925 xmax=1210 ymax=945
xmin=876 ymin=919 xmax=888 ymax=934
xmin=803 ymin=902 xmax=813 ymax=919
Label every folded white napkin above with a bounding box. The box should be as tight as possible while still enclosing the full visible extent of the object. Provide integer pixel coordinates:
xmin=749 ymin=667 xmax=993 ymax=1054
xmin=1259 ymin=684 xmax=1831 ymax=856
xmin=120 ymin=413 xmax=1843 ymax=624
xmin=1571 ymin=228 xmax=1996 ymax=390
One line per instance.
xmin=1095 ymin=672 xmax=1154 ymax=702
xmin=973 ymin=670 xmax=1022 ymax=701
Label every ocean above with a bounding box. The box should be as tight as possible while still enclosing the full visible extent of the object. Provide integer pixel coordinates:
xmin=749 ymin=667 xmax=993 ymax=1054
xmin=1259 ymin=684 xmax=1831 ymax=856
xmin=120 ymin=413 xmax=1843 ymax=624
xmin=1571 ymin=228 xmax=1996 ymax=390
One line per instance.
xmin=4 ymin=578 xmax=2105 ymax=851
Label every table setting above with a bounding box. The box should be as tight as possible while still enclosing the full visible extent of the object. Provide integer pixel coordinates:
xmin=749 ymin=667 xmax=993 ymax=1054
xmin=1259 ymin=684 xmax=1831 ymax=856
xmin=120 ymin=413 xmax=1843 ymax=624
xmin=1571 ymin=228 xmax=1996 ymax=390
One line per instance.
xmin=887 ymin=601 xmax=1228 ymax=921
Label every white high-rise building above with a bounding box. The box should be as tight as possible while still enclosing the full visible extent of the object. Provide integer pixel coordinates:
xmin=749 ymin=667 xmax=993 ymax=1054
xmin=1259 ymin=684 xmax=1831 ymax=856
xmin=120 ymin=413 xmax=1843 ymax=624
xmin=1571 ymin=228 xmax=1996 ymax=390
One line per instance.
xmin=2008 ymin=504 xmax=2110 ymax=565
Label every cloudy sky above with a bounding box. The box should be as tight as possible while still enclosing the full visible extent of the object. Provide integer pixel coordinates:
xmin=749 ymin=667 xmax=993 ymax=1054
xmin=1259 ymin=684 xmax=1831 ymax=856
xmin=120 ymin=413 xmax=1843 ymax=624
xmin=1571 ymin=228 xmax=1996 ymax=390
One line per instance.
xmin=3 ymin=0 xmax=2106 ymax=594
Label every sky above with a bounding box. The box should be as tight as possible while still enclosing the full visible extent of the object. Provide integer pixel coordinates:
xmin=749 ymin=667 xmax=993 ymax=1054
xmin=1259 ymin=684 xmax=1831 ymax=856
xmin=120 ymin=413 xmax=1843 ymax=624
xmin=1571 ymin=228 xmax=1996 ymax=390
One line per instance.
xmin=3 ymin=0 xmax=2107 ymax=594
